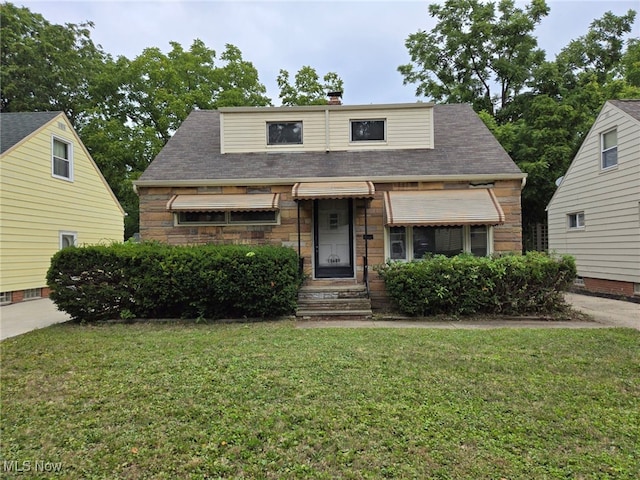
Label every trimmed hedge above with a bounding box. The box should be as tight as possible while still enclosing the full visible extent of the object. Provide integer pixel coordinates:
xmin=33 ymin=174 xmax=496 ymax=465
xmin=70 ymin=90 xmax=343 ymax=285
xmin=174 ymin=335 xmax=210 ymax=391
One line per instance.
xmin=375 ymin=252 xmax=576 ymax=316
xmin=46 ymin=242 xmax=301 ymax=322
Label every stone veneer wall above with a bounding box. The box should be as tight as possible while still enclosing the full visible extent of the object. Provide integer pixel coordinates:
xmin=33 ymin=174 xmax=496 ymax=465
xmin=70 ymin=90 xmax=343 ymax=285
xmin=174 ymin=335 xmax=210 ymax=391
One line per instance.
xmin=138 ymin=179 xmax=523 ymax=310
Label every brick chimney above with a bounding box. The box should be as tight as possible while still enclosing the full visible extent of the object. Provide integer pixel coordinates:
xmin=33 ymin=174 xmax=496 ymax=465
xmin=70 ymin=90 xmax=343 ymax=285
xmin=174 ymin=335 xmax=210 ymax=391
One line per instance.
xmin=327 ymin=91 xmax=342 ymax=105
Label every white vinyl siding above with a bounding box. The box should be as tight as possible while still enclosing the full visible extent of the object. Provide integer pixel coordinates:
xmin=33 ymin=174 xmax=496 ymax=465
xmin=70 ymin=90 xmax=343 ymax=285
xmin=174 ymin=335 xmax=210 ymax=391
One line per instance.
xmin=548 ymin=102 xmax=640 ymax=283
xmin=220 ymin=104 xmax=434 ymax=153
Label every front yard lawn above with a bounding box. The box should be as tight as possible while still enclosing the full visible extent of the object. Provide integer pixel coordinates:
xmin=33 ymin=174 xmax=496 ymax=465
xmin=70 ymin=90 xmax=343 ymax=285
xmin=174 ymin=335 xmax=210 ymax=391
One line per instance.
xmin=1 ymin=322 xmax=638 ymax=479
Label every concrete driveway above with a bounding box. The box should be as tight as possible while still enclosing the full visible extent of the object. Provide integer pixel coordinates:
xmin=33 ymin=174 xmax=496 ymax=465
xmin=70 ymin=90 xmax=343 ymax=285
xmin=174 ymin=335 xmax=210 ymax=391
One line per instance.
xmin=1 ymin=299 xmax=71 ymax=340
xmin=0 ymin=293 xmax=638 ymax=340
xmin=565 ymin=292 xmax=639 ymax=330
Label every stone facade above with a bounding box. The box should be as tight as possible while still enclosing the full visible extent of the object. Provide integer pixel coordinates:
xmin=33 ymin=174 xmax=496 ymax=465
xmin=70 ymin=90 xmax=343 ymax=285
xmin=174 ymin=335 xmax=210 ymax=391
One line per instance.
xmin=138 ymin=179 xmax=523 ymax=309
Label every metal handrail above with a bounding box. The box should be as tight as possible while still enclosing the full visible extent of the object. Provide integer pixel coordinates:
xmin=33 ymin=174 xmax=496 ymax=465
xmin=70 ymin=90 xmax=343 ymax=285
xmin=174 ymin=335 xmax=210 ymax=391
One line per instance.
xmin=363 ymin=255 xmax=370 ymax=298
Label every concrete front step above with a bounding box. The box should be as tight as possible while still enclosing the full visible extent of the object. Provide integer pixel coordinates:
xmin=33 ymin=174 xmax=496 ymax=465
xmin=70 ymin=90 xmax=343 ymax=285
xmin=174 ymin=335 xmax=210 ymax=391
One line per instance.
xmin=298 ymin=285 xmax=368 ymax=300
xmin=296 ymin=310 xmax=373 ymax=320
xmin=297 ymin=298 xmax=372 ymax=310
xmin=296 ymin=284 xmax=372 ymax=320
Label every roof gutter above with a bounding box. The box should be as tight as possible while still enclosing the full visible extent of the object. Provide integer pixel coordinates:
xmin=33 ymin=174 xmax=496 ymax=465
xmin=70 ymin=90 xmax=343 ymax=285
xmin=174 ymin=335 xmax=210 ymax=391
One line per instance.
xmin=134 ymin=173 xmax=527 ymax=189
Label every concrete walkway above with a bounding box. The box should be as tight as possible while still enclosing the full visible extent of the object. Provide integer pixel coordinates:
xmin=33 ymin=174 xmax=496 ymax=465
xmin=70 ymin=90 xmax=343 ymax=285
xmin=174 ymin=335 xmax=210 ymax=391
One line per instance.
xmin=0 ymin=293 xmax=638 ymax=340
xmin=298 ymin=293 xmax=639 ymax=330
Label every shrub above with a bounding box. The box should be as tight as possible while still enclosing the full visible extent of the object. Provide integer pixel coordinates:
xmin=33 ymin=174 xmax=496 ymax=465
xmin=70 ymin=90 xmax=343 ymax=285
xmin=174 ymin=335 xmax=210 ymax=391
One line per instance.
xmin=375 ymin=252 xmax=576 ymax=316
xmin=46 ymin=242 xmax=301 ymax=322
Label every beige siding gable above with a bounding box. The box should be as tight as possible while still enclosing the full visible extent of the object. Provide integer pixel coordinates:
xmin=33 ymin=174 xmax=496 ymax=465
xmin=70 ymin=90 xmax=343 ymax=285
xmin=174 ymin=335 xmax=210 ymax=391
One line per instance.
xmin=0 ymin=115 xmax=124 ymax=292
xmin=220 ymin=104 xmax=434 ymax=153
xmin=547 ymin=101 xmax=640 ymax=283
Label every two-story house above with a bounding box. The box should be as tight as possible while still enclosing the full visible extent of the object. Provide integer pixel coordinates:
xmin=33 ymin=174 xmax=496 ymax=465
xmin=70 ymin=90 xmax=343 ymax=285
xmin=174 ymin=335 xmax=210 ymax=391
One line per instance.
xmin=547 ymin=100 xmax=640 ymax=298
xmin=135 ymin=97 xmax=525 ymax=310
xmin=0 ymin=112 xmax=125 ymax=304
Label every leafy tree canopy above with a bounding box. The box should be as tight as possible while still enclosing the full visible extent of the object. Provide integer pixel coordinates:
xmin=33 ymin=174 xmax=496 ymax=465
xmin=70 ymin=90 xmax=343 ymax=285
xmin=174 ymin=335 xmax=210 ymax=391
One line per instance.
xmin=399 ymin=0 xmax=549 ymax=114
xmin=401 ymin=2 xmax=638 ymax=231
xmin=0 ymin=2 xmax=107 ymax=124
xmin=277 ymin=66 xmax=344 ymax=105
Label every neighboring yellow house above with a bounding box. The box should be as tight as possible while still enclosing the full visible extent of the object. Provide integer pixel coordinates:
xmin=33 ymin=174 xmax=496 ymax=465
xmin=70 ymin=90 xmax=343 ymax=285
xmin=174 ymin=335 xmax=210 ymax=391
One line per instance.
xmin=0 ymin=112 xmax=124 ymax=304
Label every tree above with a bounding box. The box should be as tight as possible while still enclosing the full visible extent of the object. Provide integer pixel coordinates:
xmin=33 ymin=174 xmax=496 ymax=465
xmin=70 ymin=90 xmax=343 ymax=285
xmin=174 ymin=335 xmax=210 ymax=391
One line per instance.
xmin=80 ymin=40 xmax=271 ymax=237
xmin=511 ymin=10 xmax=638 ymax=226
xmin=0 ymin=2 xmax=107 ymax=124
xmin=399 ymin=0 xmax=549 ymax=115
xmin=277 ymin=66 xmax=344 ymax=105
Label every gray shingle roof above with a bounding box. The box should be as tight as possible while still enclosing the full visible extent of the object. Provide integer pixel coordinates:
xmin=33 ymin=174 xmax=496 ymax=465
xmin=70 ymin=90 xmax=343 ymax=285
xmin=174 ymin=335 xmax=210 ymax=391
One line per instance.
xmin=138 ymin=104 xmax=523 ymax=184
xmin=0 ymin=111 xmax=62 ymax=154
xmin=609 ymin=99 xmax=640 ymax=122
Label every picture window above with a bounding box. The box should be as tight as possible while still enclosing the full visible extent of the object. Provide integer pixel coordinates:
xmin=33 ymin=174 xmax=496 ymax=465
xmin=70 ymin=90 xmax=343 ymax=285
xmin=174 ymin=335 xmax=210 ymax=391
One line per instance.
xmin=177 ymin=211 xmax=278 ymax=225
xmin=267 ymin=122 xmax=302 ymax=145
xmin=351 ymin=119 xmax=386 ymax=142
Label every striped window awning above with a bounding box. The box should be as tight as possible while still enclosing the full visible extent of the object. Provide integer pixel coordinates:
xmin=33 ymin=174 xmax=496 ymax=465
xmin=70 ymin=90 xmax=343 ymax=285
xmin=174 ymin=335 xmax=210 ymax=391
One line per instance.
xmin=384 ymin=189 xmax=505 ymax=226
xmin=292 ymin=181 xmax=375 ymax=200
xmin=166 ymin=193 xmax=280 ymax=212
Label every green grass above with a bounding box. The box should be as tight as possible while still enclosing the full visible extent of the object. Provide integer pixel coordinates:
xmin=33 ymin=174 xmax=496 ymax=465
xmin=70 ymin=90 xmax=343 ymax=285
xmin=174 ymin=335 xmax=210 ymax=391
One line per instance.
xmin=1 ymin=322 xmax=639 ymax=479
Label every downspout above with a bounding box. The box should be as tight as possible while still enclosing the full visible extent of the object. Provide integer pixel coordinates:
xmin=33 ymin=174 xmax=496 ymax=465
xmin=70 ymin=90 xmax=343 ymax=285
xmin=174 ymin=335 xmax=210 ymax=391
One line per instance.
xmin=325 ymin=108 xmax=330 ymax=152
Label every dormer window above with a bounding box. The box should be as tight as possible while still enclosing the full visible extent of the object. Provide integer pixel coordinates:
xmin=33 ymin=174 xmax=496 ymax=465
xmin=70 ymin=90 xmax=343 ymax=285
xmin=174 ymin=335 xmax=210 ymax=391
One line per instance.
xmin=351 ymin=119 xmax=385 ymax=142
xmin=267 ymin=121 xmax=302 ymax=145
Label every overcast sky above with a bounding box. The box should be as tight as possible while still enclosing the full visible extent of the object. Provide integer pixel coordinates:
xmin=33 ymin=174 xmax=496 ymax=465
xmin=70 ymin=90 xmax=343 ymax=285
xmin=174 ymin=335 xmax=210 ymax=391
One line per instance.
xmin=16 ymin=0 xmax=640 ymax=105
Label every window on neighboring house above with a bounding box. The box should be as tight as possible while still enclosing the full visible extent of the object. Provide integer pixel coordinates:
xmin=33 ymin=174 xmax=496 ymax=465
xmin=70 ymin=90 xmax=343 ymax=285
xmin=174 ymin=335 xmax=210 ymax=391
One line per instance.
xmin=52 ymin=137 xmax=73 ymax=180
xmin=351 ymin=119 xmax=386 ymax=142
xmin=601 ymin=129 xmax=617 ymax=169
xmin=0 ymin=292 xmax=12 ymax=304
xmin=177 ymin=210 xmax=278 ymax=225
xmin=568 ymin=212 xmax=585 ymax=229
xmin=24 ymin=288 xmax=42 ymax=300
xmin=267 ymin=122 xmax=302 ymax=145
xmin=387 ymin=225 xmax=489 ymax=260
xmin=60 ymin=232 xmax=77 ymax=248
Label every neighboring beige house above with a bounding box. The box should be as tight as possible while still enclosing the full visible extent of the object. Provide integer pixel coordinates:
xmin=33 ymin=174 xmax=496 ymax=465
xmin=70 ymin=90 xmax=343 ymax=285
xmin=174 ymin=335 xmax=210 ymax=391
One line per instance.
xmin=0 ymin=112 xmax=125 ymax=304
xmin=547 ymin=99 xmax=640 ymax=298
xmin=135 ymin=97 xmax=525 ymax=312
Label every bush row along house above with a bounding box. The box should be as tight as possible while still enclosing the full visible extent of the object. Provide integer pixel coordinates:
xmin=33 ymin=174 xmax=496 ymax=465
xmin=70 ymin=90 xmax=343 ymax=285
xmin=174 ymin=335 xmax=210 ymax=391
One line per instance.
xmin=547 ymin=99 xmax=640 ymax=298
xmin=0 ymin=112 xmax=124 ymax=305
xmin=135 ymin=95 xmax=526 ymax=309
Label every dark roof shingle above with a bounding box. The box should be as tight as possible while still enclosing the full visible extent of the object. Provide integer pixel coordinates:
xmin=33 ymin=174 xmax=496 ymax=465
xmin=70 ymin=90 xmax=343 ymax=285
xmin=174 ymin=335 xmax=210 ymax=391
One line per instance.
xmin=138 ymin=104 xmax=522 ymax=183
xmin=609 ymin=99 xmax=640 ymax=122
xmin=0 ymin=111 xmax=62 ymax=154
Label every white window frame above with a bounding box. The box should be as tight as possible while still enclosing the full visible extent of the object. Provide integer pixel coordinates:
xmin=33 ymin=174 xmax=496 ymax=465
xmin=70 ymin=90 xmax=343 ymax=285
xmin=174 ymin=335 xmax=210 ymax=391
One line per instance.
xmin=350 ymin=119 xmax=387 ymax=143
xmin=24 ymin=288 xmax=42 ymax=300
xmin=0 ymin=292 xmax=12 ymax=304
xmin=567 ymin=212 xmax=585 ymax=230
xmin=601 ymin=129 xmax=618 ymax=170
xmin=52 ymin=136 xmax=73 ymax=181
xmin=385 ymin=225 xmax=493 ymax=261
xmin=60 ymin=231 xmax=77 ymax=248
